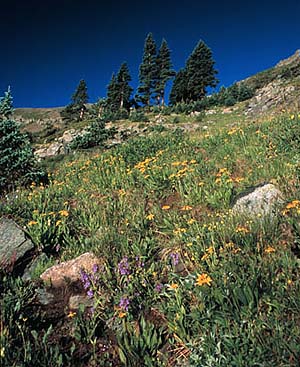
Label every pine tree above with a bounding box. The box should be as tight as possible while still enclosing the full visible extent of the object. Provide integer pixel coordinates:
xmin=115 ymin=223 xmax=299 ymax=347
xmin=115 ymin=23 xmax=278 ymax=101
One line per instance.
xmin=155 ymin=39 xmax=175 ymax=106
xmin=186 ymin=40 xmax=218 ymax=101
xmin=169 ymin=69 xmax=189 ymax=105
xmin=106 ymin=73 xmax=119 ymax=112
xmin=116 ymin=62 xmax=133 ymax=111
xmin=61 ymin=79 xmax=89 ymax=122
xmin=0 ymin=89 xmax=44 ymax=191
xmin=0 ymin=86 xmax=13 ymax=119
xmin=136 ymin=33 xmax=157 ymax=107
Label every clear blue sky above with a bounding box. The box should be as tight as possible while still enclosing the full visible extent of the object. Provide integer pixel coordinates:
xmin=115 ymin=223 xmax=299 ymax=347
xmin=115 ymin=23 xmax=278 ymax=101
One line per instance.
xmin=2 ymin=0 xmax=300 ymax=107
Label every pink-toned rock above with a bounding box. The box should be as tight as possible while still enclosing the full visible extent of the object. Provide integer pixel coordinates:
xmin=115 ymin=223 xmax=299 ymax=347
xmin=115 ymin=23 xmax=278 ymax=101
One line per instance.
xmin=40 ymin=252 xmax=101 ymax=287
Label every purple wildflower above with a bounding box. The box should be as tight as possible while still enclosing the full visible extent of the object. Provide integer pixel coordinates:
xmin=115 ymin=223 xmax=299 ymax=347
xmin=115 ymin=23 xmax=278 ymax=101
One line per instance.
xmin=170 ymin=252 xmax=180 ymax=266
xmin=135 ymin=256 xmax=145 ymax=268
xmin=92 ymin=264 xmax=99 ymax=273
xmin=119 ymin=296 xmax=130 ymax=311
xmin=118 ymin=257 xmax=130 ymax=276
xmin=155 ymin=283 xmax=163 ymax=293
xmin=87 ymin=289 xmax=94 ymax=298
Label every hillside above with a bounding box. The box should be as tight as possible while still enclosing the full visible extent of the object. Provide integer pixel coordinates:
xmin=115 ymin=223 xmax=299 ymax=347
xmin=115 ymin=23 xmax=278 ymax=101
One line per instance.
xmin=1 ymin=51 xmax=300 ymax=366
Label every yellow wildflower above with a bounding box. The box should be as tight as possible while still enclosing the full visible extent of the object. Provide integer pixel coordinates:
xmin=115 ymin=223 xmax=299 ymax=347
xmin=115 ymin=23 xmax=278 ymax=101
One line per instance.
xmin=119 ymin=312 xmax=127 ymax=318
xmin=235 ymin=226 xmax=250 ymax=234
xmin=196 ymin=273 xmax=212 ymax=286
xmin=59 ymin=210 xmax=69 ymax=217
xmin=198 ymin=181 xmax=204 ymax=186
xmin=169 ymin=283 xmax=179 ymax=290
xmin=187 ymin=218 xmax=196 ymax=225
xmin=264 ymin=246 xmax=275 ymax=254
xmin=28 ymin=221 xmax=38 ymax=226
xmin=67 ymin=311 xmax=76 ymax=318
xmin=162 ymin=205 xmax=171 ymax=210
xmin=146 ymin=213 xmax=154 ymax=220
xmin=180 ymin=205 xmax=193 ymax=211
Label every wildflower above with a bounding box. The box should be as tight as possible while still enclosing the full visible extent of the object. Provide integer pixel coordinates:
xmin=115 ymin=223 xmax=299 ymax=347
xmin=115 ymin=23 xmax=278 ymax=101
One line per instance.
xmin=87 ymin=290 xmax=94 ymax=298
xmin=235 ymin=225 xmax=250 ymax=234
xmin=180 ymin=205 xmax=193 ymax=211
xmin=118 ymin=257 xmax=130 ymax=275
xmin=55 ymin=220 xmax=62 ymax=227
xmin=67 ymin=311 xmax=76 ymax=318
xmin=264 ymin=246 xmax=275 ymax=254
xmin=170 ymin=252 xmax=180 ymax=266
xmin=196 ymin=273 xmax=212 ymax=286
xmin=155 ymin=283 xmax=163 ymax=292
xmin=28 ymin=221 xmax=38 ymax=226
xmin=162 ymin=205 xmax=170 ymax=210
xmin=198 ymin=181 xmax=204 ymax=186
xmin=187 ymin=218 xmax=196 ymax=225
xmin=146 ymin=213 xmax=155 ymax=220
xmin=59 ymin=210 xmax=69 ymax=217
xmin=119 ymin=296 xmax=130 ymax=311
xmin=169 ymin=283 xmax=179 ymax=290
xmin=1 ymin=347 xmax=5 ymax=358
xmin=119 ymin=311 xmax=127 ymax=318
xmin=92 ymin=264 xmax=99 ymax=273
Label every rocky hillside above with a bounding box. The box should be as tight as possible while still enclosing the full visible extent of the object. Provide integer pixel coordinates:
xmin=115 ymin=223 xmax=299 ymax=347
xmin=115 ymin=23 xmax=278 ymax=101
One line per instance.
xmin=242 ymin=50 xmax=300 ymax=115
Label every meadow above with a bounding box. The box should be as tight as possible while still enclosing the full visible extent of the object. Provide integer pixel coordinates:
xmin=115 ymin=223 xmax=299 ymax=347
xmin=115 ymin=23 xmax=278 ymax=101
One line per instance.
xmin=1 ymin=112 xmax=300 ymax=366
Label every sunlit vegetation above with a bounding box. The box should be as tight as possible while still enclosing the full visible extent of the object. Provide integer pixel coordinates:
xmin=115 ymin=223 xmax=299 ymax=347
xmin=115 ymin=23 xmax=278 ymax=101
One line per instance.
xmin=1 ymin=112 xmax=300 ymax=366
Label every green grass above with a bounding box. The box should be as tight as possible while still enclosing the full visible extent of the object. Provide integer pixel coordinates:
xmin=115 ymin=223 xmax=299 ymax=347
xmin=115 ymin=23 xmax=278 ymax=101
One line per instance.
xmin=1 ymin=112 xmax=300 ymax=366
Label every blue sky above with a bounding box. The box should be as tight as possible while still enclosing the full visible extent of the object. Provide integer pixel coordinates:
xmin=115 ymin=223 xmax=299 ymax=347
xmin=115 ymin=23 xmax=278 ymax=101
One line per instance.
xmin=2 ymin=0 xmax=300 ymax=107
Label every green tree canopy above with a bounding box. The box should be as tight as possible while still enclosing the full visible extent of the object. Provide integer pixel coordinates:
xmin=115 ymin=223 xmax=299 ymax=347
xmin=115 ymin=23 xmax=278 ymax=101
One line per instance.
xmin=136 ymin=33 xmax=157 ymax=107
xmin=154 ymin=39 xmax=175 ymax=106
xmin=0 ymin=86 xmax=13 ymax=119
xmin=61 ymin=79 xmax=89 ymax=122
xmin=169 ymin=69 xmax=189 ymax=105
xmin=186 ymin=40 xmax=218 ymax=101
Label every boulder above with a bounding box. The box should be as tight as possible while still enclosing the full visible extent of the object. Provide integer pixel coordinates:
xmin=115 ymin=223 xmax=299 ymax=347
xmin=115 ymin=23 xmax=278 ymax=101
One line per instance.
xmin=232 ymin=183 xmax=284 ymax=219
xmin=40 ymin=252 xmax=101 ymax=287
xmin=69 ymin=295 xmax=94 ymax=310
xmin=0 ymin=218 xmax=34 ymax=271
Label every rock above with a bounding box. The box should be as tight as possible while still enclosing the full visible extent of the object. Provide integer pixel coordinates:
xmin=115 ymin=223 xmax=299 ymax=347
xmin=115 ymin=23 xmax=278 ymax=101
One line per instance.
xmin=0 ymin=218 xmax=34 ymax=272
xmin=40 ymin=252 xmax=101 ymax=287
xmin=232 ymin=183 xmax=284 ymax=219
xmin=22 ymin=253 xmax=49 ymax=281
xmin=35 ymin=287 xmax=55 ymax=306
xmin=69 ymin=295 xmax=94 ymax=310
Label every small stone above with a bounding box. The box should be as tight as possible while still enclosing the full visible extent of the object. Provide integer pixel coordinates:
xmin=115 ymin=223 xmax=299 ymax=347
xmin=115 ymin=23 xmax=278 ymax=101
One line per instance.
xmin=69 ymin=295 xmax=94 ymax=310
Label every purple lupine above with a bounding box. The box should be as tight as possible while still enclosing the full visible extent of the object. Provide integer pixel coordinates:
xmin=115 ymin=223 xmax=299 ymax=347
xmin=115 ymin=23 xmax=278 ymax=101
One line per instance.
xmin=87 ymin=289 xmax=94 ymax=298
xmin=135 ymin=256 xmax=145 ymax=268
xmin=155 ymin=283 xmax=163 ymax=293
xmin=80 ymin=269 xmax=91 ymax=289
xmin=119 ymin=296 xmax=130 ymax=311
xmin=118 ymin=257 xmax=130 ymax=275
xmin=170 ymin=252 xmax=180 ymax=266
xmin=92 ymin=264 xmax=99 ymax=273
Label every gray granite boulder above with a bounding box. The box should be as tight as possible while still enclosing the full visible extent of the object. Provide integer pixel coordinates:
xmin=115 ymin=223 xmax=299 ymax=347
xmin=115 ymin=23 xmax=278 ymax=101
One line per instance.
xmin=0 ymin=217 xmax=34 ymax=271
xmin=232 ymin=183 xmax=284 ymax=219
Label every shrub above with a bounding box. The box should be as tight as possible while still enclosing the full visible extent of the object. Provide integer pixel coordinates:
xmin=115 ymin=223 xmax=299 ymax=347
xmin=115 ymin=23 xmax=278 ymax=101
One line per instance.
xmin=70 ymin=119 xmax=116 ymax=150
xmin=129 ymin=110 xmax=149 ymax=122
xmin=0 ymin=119 xmax=46 ymax=192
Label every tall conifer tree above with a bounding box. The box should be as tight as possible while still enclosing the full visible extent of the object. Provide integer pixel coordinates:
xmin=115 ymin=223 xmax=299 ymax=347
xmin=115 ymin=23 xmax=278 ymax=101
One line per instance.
xmin=116 ymin=62 xmax=133 ymax=111
xmin=169 ymin=69 xmax=189 ymax=105
xmin=155 ymin=39 xmax=175 ymax=106
xmin=136 ymin=33 xmax=157 ymax=107
xmin=186 ymin=40 xmax=218 ymax=101
xmin=61 ymin=79 xmax=89 ymax=121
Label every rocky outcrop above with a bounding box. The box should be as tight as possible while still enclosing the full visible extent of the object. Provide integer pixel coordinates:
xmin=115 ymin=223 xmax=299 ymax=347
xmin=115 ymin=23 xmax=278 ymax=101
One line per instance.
xmin=0 ymin=218 xmax=35 ymax=272
xmin=232 ymin=183 xmax=284 ymax=219
xmin=245 ymin=81 xmax=296 ymax=116
xmin=34 ymin=129 xmax=84 ymax=158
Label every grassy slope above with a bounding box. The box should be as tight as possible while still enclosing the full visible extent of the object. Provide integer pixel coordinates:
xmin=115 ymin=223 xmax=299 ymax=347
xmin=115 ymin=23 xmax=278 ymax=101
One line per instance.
xmin=1 ymin=110 xmax=300 ymax=366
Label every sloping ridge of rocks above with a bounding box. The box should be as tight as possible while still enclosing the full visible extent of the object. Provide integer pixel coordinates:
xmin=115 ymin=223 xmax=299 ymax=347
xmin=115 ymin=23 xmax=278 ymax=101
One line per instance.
xmin=242 ymin=50 xmax=300 ymax=116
